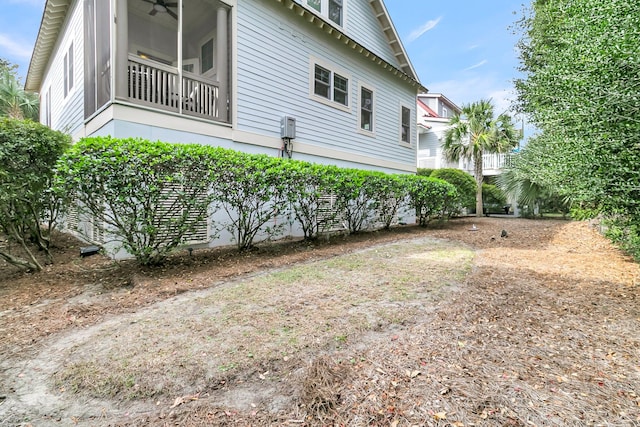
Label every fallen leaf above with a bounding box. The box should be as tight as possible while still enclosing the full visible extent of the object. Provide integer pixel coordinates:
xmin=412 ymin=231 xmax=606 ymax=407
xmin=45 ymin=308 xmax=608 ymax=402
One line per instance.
xmin=433 ymin=411 xmax=447 ymax=420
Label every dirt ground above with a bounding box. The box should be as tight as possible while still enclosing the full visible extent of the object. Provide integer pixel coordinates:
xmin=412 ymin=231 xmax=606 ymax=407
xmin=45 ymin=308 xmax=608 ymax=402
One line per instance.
xmin=1 ymin=216 xmax=639 ymax=426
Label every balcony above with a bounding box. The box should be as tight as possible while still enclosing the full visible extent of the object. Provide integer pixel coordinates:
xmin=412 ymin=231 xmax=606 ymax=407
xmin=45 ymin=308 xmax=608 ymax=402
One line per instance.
xmin=127 ymin=55 xmax=223 ymax=122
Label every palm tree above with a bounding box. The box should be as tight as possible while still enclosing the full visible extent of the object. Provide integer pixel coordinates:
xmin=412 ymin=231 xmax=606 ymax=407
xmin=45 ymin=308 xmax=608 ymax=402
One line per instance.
xmin=443 ymin=99 xmax=520 ymax=217
xmin=0 ymin=68 xmax=39 ymax=120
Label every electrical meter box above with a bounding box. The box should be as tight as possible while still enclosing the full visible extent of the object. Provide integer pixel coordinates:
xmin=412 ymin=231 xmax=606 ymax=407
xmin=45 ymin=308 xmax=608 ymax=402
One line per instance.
xmin=280 ymin=116 xmax=296 ymax=139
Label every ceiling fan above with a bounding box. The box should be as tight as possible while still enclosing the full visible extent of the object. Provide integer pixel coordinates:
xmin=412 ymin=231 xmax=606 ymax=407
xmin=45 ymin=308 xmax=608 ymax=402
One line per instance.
xmin=143 ymin=0 xmax=178 ymax=20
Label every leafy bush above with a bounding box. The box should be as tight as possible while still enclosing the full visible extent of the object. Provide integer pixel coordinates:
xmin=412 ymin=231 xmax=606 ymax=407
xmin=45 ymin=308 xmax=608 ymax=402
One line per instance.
xmin=403 ymin=175 xmax=457 ymax=226
xmin=430 ymin=168 xmax=476 ymax=215
xmin=333 ymin=169 xmax=375 ymax=234
xmin=364 ymin=172 xmax=407 ymax=230
xmin=283 ymin=161 xmax=341 ymax=240
xmin=416 ymin=168 xmax=434 ymax=177
xmin=57 ymin=137 xmax=218 ymax=266
xmin=0 ymin=118 xmax=70 ymax=271
xmin=215 ymin=151 xmax=289 ymax=250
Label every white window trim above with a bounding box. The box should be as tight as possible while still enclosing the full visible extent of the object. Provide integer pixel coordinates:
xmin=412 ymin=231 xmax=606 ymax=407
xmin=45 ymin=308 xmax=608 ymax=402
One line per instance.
xmin=399 ymin=104 xmax=412 ymax=146
xmin=309 ymin=57 xmax=351 ymax=113
xmin=198 ymin=31 xmax=217 ymax=79
xmin=357 ymin=82 xmax=375 ymax=136
xmin=304 ymin=0 xmax=346 ymax=28
xmin=63 ymin=42 xmax=74 ymax=99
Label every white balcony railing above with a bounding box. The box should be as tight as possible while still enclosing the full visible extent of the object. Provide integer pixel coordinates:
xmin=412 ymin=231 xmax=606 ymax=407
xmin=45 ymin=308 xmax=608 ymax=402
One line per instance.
xmin=417 ymin=149 xmax=514 ymax=175
xmin=127 ymin=55 xmax=222 ymax=122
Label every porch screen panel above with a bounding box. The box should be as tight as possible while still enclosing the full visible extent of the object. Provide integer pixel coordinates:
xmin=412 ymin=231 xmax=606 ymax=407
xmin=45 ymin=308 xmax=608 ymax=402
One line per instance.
xmin=83 ymin=0 xmax=111 ymax=118
xmin=96 ymin=0 xmax=111 ymax=108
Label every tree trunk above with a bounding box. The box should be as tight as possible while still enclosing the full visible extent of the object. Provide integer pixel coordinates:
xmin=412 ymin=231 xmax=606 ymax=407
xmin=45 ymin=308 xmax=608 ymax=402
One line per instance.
xmin=475 ymin=152 xmax=484 ymax=217
xmin=0 ymin=250 xmax=41 ymax=272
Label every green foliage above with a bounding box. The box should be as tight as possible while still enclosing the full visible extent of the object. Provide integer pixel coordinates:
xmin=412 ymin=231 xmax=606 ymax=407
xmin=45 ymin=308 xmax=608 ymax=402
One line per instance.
xmin=0 ymin=62 xmax=38 ymax=120
xmin=333 ymin=168 xmax=374 ymax=234
xmin=430 ymin=168 xmax=476 ymax=215
xmin=0 ymin=118 xmax=71 ymax=271
xmin=443 ymin=99 xmax=520 ymax=217
xmin=515 ymin=0 xmax=640 ymax=252
xmin=416 ymin=168 xmax=434 ymax=177
xmin=602 ymin=217 xmax=640 ymax=261
xmin=365 ymin=172 xmax=407 ymax=230
xmin=481 ymin=184 xmax=507 ymax=214
xmin=403 ymin=175 xmax=457 ymax=227
xmin=57 ymin=137 xmax=218 ymax=266
xmin=283 ymin=161 xmax=341 ymax=240
xmin=215 ymin=151 xmax=289 ymax=250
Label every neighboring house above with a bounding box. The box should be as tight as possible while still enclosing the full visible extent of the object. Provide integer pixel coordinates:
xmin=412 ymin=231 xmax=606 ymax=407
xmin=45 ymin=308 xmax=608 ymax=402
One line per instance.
xmin=417 ymin=93 xmax=511 ymax=176
xmin=26 ymin=0 xmax=425 ymax=249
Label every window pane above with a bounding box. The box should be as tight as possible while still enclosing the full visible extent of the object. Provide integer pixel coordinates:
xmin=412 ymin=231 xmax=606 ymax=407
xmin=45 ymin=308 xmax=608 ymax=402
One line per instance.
xmin=314 ymin=65 xmax=330 ymax=98
xmin=201 ymin=38 xmax=214 ymax=73
xmin=308 ymin=0 xmax=321 ymax=12
xmin=68 ymin=43 xmax=74 ymax=92
xmin=333 ymin=73 xmax=348 ymax=105
xmin=401 ymin=106 xmax=410 ymax=142
xmin=361 ymin=87 xmax=373 ymax=130
xmin=64 ymin=53 xmax=69 ymax=97
xmin=329 ymin=0 xmax=343 ymax=25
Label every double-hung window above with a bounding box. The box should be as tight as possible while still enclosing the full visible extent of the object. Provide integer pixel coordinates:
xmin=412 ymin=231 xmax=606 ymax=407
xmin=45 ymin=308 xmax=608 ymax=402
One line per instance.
xmin=401 ymin=106 xmax=411 ymax=143
xmin=360 ymin=86 xmax=373 ymax=132
xmin=313 ymin=63 xmax=349 ymax=107
xmin=307 ymin=0 xmax=344 ymax=26
xmin=64 ymin=43 xmax=74 ymax=98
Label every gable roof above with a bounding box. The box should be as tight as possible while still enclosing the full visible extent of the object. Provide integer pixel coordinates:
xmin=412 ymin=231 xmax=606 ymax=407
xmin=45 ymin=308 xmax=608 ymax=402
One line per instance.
xmin=25 ymin=0 xmax=70 ymax=92
xmin=418 ymin=93 xmax=462 ymax=115
xmin=418 ymin=99 xmax=439 ymax=118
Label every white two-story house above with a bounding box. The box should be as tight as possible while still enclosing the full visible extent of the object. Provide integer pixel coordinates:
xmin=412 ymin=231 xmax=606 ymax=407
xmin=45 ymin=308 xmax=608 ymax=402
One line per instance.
xmin=26 ymin=0 xmax=425 ymax=248
xmin=27 ymin=0 xmax=424 ymax=173
xmin=417 ymin=93 xmax=511 ymax=176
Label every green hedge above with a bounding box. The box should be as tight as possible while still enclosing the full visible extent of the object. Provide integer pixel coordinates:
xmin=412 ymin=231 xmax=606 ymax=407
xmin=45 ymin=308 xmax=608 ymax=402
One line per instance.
xmin=58 ymin=137 xmax=458 ymax=265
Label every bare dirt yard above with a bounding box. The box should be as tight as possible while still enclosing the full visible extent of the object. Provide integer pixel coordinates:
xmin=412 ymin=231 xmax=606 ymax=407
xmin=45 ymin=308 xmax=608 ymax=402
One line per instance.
xmin=1 ymin=217 xmax=639 ymax=426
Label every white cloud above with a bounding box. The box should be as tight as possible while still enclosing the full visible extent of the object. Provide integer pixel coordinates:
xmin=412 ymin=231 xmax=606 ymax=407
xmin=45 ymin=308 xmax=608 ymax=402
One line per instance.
xmin=406 ymin=17 xmax=442 ymax=43
xmin=0 ymin=34 xmax=33 ymax=59
xmin=463 ymin=59 xmax=488 ymax=72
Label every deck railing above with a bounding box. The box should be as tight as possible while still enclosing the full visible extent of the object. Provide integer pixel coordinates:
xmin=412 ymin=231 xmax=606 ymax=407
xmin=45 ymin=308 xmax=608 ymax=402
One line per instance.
xmin=127 ymin=55 xmax=222 ymax=122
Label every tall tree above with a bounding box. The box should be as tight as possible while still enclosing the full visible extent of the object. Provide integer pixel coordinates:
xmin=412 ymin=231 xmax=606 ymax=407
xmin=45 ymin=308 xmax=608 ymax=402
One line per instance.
xmin=443 ymin=99 xmax=520 ymax=217
xmin=0 ymin=59 xmax=38 ymax=120
xmin=515 ymin=0 xmax=640 ymax=256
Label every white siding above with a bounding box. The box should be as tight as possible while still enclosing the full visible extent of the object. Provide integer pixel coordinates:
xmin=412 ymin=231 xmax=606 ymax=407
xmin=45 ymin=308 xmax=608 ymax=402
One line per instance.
xmin=344 ymin=0 xmax=399 ymax=68
xmin=40 ymin=0 xmax=84 ymax=135
xmin=235 ymin=1 xmax=416 ymax=171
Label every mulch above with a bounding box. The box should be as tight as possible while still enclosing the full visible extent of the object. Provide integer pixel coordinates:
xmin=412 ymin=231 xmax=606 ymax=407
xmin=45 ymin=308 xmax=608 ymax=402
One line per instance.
xmin=1 ymin=216 xmax=639 ymax=426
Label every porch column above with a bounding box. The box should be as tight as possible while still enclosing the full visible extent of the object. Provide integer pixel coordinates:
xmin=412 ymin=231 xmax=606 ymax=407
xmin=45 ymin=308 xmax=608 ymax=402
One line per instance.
xmin=115 ymin=0 xmax=129 ymax=100
xmin=216 ymin=6 xmax=228 ymax=121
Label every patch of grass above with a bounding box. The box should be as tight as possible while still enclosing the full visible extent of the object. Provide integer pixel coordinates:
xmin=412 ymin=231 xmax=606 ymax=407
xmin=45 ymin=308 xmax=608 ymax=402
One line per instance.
xmin=54 ymin=237 xmax=473 ymax=401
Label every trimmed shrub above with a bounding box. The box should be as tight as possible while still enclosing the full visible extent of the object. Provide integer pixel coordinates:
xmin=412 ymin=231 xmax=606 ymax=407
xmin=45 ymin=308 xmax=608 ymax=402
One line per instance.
xmin=57 ymin=137 xmax=218 ymax=266
xmin=283 ymin=161 xmax=342 ymax=240
xmin=402 ymin=175 xmax=457 ymax=226
xmin=430 ymin=168 xmax=476 ymax=215
xmin=0 ymin=118 xmax=71 ymax=271
xmin=215 ymin=151 xmax=289 ymax=250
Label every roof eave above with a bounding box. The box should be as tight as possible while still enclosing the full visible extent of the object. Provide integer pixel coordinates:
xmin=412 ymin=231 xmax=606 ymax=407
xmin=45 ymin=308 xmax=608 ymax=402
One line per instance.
xmin=25 ymin=0 xmax=71 ymax=92
xmin=276 ymin=0 xmax=427 ymax=93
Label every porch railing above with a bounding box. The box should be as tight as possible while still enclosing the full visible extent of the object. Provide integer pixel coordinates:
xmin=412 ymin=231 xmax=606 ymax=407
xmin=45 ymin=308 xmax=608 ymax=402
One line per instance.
xmin=127 ymin=55 xmax=222 ymax=122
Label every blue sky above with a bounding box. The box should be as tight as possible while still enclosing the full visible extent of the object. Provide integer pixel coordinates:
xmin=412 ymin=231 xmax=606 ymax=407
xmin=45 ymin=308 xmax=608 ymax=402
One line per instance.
xmin=2 ymin=0 xmax=525 ymax=115
xmin=385 ymin=0 xmax=526 ymax=115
